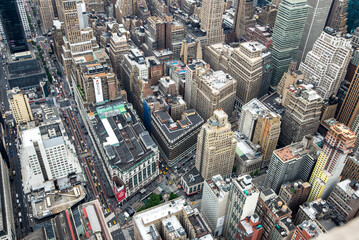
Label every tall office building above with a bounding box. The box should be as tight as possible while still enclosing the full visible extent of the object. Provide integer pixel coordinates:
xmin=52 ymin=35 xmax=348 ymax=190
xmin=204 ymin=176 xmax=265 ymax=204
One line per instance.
xmin=60 ymin=0 xmax=99 ymax=80
xmin=308 ymin=123 xmax=356 ymax=201
xmin=264 ymin=135 xmax=320 ymax=193
xmin=223 ymin=175 xmax=260 ymax=240
xmin=279 ymin=85 xmax=322 ymax=147
xmin=0 ymin=0 xmax=30 ymax=53
xmin=252 ymin=110 xmax=281 ymax=163
xmin=233 ymin=0 xmax=255 ymax=41
xmin=115 ymin=0 xmax=143 ymax=23
xmin=296 ymin=0 xmax=331 ymax=64
xmin=200 ymin=0 xmax=225 ymax=45
xmin=108 ymin=33 xmax=129 ymax=82
xmin=229 ymin=42 xmax=263 ymax=105
xmin=341 ymin=155 xmax=359 ymax=182
xmin=326 ymin=0 xmax=348 ymax=33
xmin=190 ymin=70 xmax=236 ymax=121
xmin=278 ymin=180 xmax=311 ymax=214
xmin=200 ymin=175 xmax=230 ymax=237
xmin=337 ymin=66 xmax=359 ymax=127
xmin=270 ymin=0 xmax=308 ymax=89
xmin=195 ymin=109 xmax=237 ymax=180
xmin=8 ymin=91 xmax=34 ymax=124
xmin=299 ymin=29 xmax=352 ymax=100
xmin=38 ymin=0 xmax=55 ymax=33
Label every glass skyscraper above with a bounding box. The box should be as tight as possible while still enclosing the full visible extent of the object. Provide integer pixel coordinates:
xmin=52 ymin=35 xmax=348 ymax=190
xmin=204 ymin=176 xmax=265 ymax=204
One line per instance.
xmin=270 ymin=0 xmax=309 ymax=90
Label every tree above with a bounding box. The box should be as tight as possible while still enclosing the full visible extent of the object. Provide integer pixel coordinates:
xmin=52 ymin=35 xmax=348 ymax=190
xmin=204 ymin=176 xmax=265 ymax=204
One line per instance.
xmin=255 ymin=169 xmax=259 ymax=176
xmin=169 ymin=192 xmax=178 ymax=200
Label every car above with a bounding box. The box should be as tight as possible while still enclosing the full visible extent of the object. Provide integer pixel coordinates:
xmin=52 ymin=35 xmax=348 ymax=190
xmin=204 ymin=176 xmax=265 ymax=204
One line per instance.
xmin=10 ymin=153 xmax=13 ymax=157
xmin=165 ymin=167 xmax=169 ymax=171
xmin=9 ymin=150 xmax=12 ymax=153
xmin=168 ymin=181 xmax=171 ymax=185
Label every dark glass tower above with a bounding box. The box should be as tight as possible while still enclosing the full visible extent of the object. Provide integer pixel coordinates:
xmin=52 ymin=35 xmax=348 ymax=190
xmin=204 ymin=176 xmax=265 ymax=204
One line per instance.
xmin=0 ymin=0 xmax=28 ymax=53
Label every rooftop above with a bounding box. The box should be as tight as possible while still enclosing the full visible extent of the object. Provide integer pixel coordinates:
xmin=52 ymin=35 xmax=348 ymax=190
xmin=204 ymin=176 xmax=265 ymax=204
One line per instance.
xmin=133 ymin=197 xmax=187 ymax=240
xmin=297 ymin=220 xmax=323 ymax=238
xmin=335 ymin=179 xmax=359 ymax=199
xmin=152 ymin=109 xmax=204 ymax=142
xmin=300 ymin=199 xmax=345 ymax=231
xmin=199 ymin=70 xmax=235 ymax=92
xmin=206 ymin=175 xmax=231 ymax=200
xmin=274 ymin=135 xmax=319 ymax=162
xmin=187 ymin=208 xmax=211 ymax=237
xmin=260 ymin=189 xmax=291 ymax=219
xmin=91 ymin=100 xmax=157 ymax=172
xmin=235 ymin=175 xmax=259 ymax=196
xmin=281 ymin=179 xmax=311 ymax=196
xmin=260 ymin=92 xmax=285 ymax=116
xmin=182 ymin=167 xmax=204 ymax=187
xmin=162 ymin=216 xmax=187 ymax=238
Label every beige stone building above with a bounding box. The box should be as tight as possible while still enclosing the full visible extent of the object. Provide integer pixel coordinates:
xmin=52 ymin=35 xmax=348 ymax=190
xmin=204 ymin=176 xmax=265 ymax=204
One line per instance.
xmin=191 ymin=70 xmax=236 ymax=120
xmin=8 ymin=92 xmax=34 ymax=124
xmin=38 ymin=0 xmax=55 ymax=33
xmin=195 ymin=109 xmax=237 ymax=179
xmin=60 ymin=0 xmax=99 ymax=81
xmin=108 ymin=33 xmax=129 ymax=82
xmin=233 ymin=0 xmax=255 ymax=41
xmin=229 ymin=42 xmax=263 ymax=105
xmin=203 ymin=43 xmax=233 ymax=73
xmin=200 ymin=0 xmax=225 ymax=45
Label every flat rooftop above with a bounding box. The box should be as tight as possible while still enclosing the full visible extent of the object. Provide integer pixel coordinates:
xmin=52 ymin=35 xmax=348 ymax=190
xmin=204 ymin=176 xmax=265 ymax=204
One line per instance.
xmin=199 ymin=70 xmax=235 ymax=91
xmin=274 ymin=136 xmax=318 ymax=162
xmin=152 ymin=109 xmax=203 ymax=141
xmin=182 ymin=167 xmax=204 ymax=187
xmin=92 ymin=100 xmax=157 ymax=172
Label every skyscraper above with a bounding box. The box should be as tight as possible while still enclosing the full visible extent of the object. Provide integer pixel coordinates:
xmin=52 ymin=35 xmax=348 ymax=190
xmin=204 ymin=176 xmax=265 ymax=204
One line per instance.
xmin=279 ymin=85 xmax=322 ymax=147
xmin=229 ymin=42 xmax=263 ymax=105
xmin=233 ymin=0 xmax=255 ymax=41
xmin=223 ymin=175 xmax=260 ymax=239
xmin=347 ymin=0 xmax=359 ymax=32
xmin=200 ymin=0 xmax=225 ymax=45
xmin=337 ymin=66 xmax=359 ymax=127
xmin=308 ymin=123 xmax=356 ymax=201
xmin=270 ymin=0 xmax=309 ymax=89
xmin=296 ymin=0 xmax=331 ymax=64
xmin=60 ymin=0 xmax=99 ymax=80
xmin=38 ymin=0 xmax=55 ymax=33
xmin=8 ymin=91 xmax=34 ymax=124
xmin=264 ymin=135 xmax=320 ymax=193
xmin=195 ymin=109 xmax=237 ymax=179
xmin=299 ymin=28 xmax=352 ymax=100
xmin=0 ymin=0 xmax=30 ymax=53
xmin=326 ymin=0 xmax=348 ymax=33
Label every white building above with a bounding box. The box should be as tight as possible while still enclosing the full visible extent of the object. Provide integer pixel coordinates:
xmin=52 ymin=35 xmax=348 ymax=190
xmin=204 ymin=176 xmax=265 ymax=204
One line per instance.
xmin=299 ymin=28 xmax=352 ymax=100
xmin=224 ymin=175 xmax=260 ymax=239
xmin=20 ymin=120 xmax=82 ymax=193
xmin=238 ymin=98 xmax=269 ymax=140
xmin=201 ymin=175 xmax=230 ymax=237
xmin=16 ymin=0 xmax=31 ymax=38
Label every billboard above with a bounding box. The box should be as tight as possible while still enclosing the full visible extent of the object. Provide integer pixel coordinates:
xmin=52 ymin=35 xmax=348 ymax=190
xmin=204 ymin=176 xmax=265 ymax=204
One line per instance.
xmin=114 ymin=185 xmax=126 ymax=202
xmin=93 ymin=77 xmax=104 ymax=103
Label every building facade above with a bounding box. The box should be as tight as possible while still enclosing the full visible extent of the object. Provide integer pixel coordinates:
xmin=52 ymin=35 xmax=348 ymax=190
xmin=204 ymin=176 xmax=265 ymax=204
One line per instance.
xmin=278 ymin=180 xmax=311 ymax=214
xmin=270 ymin=0 xmax=308 ymax=89
xmin=308 ymin=123 xmax=356 ymax=201
xmin=8 ymin=91 xmax=34 ymax=124
xmin=195 ymin=109 xmax=237 ymax=179
xmin=326 ymin=0 xmax=348 ymax=33
xmin=200 ymin=0 xmax=225 ymax=45
xmin=38 ymin=0 xmax=55 ymax=33
xmin=299 ymin=29 xmax=352 ymax=100
xmin=233 ymin=0 xmax=255 ymax=41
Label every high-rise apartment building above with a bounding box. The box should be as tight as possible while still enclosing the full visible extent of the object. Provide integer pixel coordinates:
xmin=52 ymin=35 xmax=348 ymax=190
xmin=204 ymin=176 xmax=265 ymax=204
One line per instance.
xmin=265 ymin=135 xmax=320 ymax=193
xmin=224 ymin=175 xmax=260 ymax=239
xmin=279 ymin=84 xmax=322 ymax=147
xmin=60 ymin=0 xmax=99 ymax=80
xmin=0 ymin=0 xmax=30 ymax=53
xmin=115 ymin=0 xmax=143 ymax=23
xmin=255 ymin=189 xmax=292 ymax=240
xmin=337 ymin=66 xmax=359 ymax=127
xmin=233 ymin=0 xmax=255 ymax=41
xmin=296 ymin=0 xmax=331 ymax=64
xmin=190 ymin=70 xmax=236 ymax=121
xmin=195 ymin=109 xmax=237 ymax=179
xmin=201 ymin=175 xmax=230 ymax=237
xmin=200 ymin=0 xmax=225 ymax=45
xmin=327 ymin=179 xmax=359 ymax=221
xmin=308 ymin=123 xmax=356 ymax=201
xmin=38 ymin=0 xmax=55 ymax=33
xmin=299 ymin=29 xmax=352 ymax=100
xmin=229 ymin=42 xmax=263 ymax=105
xmin=278 ymin=180 xmax=311 ymax=214
xmin=326 ymin=0 xmax=348 ymax=33
xmin=270 ymin=0 xmax=308 ymax=89
xmin=19 ymin=121 xmax=82 ymax=194
xmin=7 ymin=91 xmax=34 ymax=124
